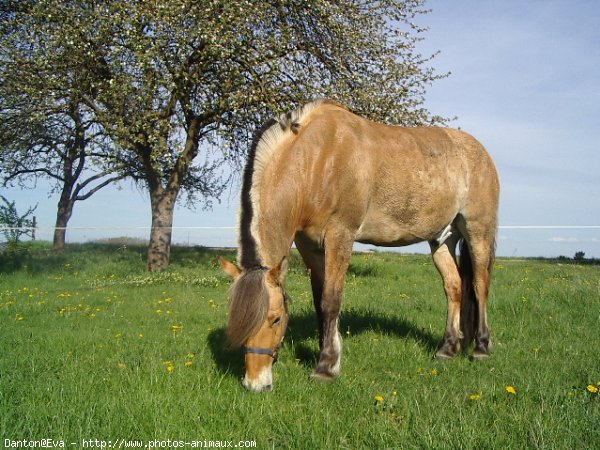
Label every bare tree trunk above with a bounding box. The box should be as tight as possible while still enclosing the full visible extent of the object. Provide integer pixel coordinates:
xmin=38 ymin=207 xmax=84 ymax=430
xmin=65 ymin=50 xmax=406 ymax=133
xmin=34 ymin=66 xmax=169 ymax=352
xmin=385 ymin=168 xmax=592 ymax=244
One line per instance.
xmin=53 ymin=185 xmax=75 ymax=252
xmin=147 ymin=185 xmax=178 ymax=271
xmin=143 ymin=117 xmax=200 ymax=271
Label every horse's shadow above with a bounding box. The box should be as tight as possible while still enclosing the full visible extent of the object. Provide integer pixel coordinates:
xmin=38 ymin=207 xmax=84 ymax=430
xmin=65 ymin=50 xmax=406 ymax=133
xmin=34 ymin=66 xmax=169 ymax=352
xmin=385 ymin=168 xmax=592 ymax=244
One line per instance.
xmin=206 ymin=309 xmax=441 ymax=377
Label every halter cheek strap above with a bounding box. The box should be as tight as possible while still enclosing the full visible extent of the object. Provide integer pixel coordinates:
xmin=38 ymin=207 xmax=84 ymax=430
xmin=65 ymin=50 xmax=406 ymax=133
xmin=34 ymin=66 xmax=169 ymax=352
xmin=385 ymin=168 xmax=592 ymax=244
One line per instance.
xmin=242 ymin=342 xmax=282 ymax=362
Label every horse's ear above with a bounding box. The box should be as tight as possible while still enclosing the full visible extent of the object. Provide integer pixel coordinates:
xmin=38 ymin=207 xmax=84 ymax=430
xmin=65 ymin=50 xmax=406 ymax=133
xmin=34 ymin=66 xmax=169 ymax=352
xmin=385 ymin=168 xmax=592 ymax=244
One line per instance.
xmin=267 ymin=256 xmax=288 ymax=287
xmin=219 ymin=257 xmax=241 ymax=280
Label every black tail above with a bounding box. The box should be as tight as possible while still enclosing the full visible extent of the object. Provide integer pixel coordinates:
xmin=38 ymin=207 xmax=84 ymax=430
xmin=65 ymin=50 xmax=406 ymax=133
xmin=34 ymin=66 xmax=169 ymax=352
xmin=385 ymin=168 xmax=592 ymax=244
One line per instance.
xmin=459 ymin=239 xmax=478 ymax=348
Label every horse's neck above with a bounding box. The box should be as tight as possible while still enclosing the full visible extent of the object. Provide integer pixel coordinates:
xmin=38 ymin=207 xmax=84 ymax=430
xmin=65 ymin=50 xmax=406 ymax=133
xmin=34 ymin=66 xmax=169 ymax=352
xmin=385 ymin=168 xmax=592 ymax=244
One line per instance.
xmin=255 ymin=167 xmax=300 ymax=268
xmin=255 ymin=207 xmax=296 ymax=269
xmin=243 ymin=130 xmax=305 ymax=270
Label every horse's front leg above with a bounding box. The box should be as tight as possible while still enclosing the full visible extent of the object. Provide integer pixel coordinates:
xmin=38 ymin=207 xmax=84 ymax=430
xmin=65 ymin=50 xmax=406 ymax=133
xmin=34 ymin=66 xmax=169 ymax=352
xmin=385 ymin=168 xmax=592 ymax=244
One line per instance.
xmin=311 ymin=236 xmax=353 ymax=381
xmin=295 ymin=232 xmax=326 ymax=340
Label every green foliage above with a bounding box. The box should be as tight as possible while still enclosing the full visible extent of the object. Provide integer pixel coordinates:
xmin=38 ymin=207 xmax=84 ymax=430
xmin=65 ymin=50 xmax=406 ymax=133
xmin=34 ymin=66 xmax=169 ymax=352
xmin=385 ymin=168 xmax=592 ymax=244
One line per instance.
xmin=1 ymin=0 xmax=447 ymax=268
xmin=0 ymin=195 xmax=36 ymax=246
xmin=1 ymin=246 xmax=599 ymax=448
xmin=1 ymin=0 xmax=445 ymax=203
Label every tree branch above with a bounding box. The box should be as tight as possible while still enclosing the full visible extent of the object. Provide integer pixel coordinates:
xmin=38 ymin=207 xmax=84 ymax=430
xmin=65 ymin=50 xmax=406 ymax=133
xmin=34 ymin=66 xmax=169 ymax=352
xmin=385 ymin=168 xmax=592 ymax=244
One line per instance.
xmin=73 ymin=173 xmax=127 ymax=202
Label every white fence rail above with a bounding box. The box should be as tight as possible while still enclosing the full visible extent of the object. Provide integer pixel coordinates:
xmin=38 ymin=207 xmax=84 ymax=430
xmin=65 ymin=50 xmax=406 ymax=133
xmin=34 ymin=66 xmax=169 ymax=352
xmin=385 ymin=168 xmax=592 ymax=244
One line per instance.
xmin=2 ymin=225 xmax=600 ymax=258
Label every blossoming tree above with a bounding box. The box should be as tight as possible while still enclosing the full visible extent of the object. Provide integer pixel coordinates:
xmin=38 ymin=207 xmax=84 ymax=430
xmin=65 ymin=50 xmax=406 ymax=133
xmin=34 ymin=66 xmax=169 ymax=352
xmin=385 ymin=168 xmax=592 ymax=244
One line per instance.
xmin=1 ymin=0 xmax=445 ymax=270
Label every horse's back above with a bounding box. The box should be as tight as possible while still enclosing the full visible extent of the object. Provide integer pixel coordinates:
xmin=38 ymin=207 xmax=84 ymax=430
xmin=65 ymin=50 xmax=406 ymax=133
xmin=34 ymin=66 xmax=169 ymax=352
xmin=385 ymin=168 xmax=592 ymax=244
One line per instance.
xmin=269 ymin=103 xmax=499 ymax=247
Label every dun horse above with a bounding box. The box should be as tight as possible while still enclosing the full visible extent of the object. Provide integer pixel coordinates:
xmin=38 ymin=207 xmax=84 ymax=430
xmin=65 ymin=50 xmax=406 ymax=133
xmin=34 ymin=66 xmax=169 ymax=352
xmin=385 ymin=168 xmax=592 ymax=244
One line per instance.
xmin=220 ymin=99 xmax=499 ymax=392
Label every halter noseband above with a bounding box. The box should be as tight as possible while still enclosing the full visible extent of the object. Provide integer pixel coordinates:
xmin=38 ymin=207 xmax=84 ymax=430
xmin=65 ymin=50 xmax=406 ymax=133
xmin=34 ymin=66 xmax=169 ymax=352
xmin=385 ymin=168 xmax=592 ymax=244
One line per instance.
xmin=242 ymin=342 xmax=282 ymax=362
xmin=239 ymin=285 xmax=289 ymax=364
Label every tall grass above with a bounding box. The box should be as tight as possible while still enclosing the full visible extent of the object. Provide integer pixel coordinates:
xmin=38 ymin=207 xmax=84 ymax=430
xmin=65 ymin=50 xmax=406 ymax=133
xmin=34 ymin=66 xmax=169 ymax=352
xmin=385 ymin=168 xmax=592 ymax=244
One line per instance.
xmin=1 ymin=244 xmax=598 ymax=449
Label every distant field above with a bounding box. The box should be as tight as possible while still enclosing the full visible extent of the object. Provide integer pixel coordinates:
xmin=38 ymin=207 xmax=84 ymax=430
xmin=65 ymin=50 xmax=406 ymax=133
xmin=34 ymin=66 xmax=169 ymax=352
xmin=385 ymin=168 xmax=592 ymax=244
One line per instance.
xmin=1 ymin=243 xmax=599 ymax=449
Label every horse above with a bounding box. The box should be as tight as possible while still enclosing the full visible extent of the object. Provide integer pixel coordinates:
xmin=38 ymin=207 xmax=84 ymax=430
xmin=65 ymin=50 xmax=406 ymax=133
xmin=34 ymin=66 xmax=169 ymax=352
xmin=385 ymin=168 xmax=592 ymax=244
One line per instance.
xmin=219 ymin=99 xmax=500 ymax=392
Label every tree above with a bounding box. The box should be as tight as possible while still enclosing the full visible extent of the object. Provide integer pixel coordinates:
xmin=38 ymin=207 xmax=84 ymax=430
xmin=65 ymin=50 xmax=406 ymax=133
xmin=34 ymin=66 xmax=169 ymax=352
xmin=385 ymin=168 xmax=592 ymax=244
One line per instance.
xmin=1 ymin=0 xmax=445 ymax=270
xmin=0 ymin=195 xmax=36 ymax=251
xmin=0 ymin=2 xmax=127 ymax=252
xmin=0 ymin=98 xmax=127 ymax=252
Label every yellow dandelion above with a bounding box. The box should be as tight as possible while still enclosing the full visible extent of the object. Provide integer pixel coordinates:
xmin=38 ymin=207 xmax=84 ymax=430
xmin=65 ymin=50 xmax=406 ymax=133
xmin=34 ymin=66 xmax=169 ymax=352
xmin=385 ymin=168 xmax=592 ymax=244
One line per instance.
xmin=374 ymin=395 xmax=384 ymax=403
xmin=16 ymin=314 xmax=24 ymax=321
xmin=469 ymin=394 xmax=481 ymax=400
xmin=89 ymin=313 xmax=96 ymax=319
xmin=138 ymin=333 xmax=144 ymax=338
xmin=430 ymin=369 xmax=438 ymax=376
xmin=115 ymin=332 xmax=124 ymax=338
xmin=587 ymin=385 xmax=599 ymax=393
xmin=171 ymin=324 xmax=183 ymax=333
xmin=506 ymin=386 xmax=517 ymax=395
xmin=155 ymin=309 xmax=162 ymax=314
xmin=162 ymin=360 xmax=175 ymax=372
xmin=118 ymin=362 xmax=126 ymax=369
xmin=184 ymin=361 xmax=193 ymax=367
xmin=186 ymin=353 xmax=196 ymax=359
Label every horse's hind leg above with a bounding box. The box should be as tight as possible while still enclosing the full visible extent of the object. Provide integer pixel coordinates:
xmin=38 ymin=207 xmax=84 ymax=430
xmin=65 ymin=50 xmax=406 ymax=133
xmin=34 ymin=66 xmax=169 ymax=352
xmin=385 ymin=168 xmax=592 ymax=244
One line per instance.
xmin=466 ymin=237 xmax=495 ymax=359
xmin=429 ymin=236 xmax=463 ymax=359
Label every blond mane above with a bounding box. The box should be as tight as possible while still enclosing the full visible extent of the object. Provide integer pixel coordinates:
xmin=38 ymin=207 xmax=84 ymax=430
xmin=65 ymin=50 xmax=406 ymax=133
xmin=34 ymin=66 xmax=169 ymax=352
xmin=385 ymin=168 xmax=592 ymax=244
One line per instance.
xmin=238 ymin=99 xmax=335 ymax=268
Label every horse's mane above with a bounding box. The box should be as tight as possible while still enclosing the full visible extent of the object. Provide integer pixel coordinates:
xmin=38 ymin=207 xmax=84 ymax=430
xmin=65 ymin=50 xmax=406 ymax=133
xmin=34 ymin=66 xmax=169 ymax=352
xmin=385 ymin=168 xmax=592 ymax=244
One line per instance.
xmin=226 ymin=269 xmax=268 ymax=347
xmin=230 ymin=100 xmax=344 ymax=346
xmin=237 ymin=99 xmax=342 ymax=269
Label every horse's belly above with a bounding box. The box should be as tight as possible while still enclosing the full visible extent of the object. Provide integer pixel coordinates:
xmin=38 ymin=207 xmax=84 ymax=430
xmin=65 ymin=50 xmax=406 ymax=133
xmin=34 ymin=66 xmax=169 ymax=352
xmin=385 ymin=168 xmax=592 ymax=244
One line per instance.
xmin=355 ymin=216 xmax=430 ymax=247
xmin=355 ymin=207 xmax=455 ymax=247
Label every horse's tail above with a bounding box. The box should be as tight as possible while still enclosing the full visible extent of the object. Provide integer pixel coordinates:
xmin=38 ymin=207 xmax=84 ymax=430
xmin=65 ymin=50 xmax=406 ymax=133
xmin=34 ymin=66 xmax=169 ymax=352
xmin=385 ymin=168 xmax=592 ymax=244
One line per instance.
xmin=459 ymin=239 xmax=478 ymax=347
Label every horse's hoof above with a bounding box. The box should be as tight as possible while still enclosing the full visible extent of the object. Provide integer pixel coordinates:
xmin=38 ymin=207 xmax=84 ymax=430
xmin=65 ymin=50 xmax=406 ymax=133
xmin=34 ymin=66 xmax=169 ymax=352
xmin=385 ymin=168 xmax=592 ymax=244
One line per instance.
xmin=310 ymin=370 xmax=337 ymax=383
xmin=435 ymin=341 xmax=460 ymax=360
xmin=471 ymin=350 xmax=490 ymax=360
xmin=435 ymin=349 xmax=456 ymax=360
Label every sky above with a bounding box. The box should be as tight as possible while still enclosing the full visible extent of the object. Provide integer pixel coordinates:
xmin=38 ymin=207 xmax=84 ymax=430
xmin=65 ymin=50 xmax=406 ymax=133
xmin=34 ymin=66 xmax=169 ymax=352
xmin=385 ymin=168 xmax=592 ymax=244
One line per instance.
xmin=4 ymin=0 xmax=600 ymax=258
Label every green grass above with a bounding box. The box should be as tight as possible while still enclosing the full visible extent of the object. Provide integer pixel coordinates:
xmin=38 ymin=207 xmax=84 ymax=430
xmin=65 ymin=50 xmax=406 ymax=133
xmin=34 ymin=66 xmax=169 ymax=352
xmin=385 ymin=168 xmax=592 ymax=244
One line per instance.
xmin=1 ymin=243 xmax=599 ymax=449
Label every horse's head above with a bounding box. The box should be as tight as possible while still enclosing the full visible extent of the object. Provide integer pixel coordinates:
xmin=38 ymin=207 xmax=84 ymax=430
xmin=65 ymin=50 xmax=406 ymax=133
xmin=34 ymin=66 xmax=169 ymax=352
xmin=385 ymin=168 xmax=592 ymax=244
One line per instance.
xmin=219 ymin=257 xmax=289 ymax=392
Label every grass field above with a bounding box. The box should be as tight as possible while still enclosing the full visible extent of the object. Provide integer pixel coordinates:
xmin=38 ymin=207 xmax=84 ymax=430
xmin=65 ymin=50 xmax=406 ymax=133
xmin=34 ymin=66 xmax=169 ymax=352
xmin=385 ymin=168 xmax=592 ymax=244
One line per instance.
xmin=1 ymin=243 xmax=599 ymax=449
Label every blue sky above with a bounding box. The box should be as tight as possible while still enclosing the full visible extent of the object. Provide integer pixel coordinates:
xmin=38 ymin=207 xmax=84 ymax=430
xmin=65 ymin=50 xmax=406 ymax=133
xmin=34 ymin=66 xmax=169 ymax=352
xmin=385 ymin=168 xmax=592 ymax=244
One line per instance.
xmin=415 ymin=0 xmax=600 ymax=256
xmin=5 ymin=0 xmax=600 ymax=257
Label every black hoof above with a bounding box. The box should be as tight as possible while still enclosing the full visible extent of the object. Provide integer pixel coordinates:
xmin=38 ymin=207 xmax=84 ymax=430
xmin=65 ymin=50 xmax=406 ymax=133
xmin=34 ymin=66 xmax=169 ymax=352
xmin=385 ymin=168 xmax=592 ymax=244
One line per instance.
xmin=310 ymin=370 xmax=337 ymax=383
xmin=471 ymin=345 xmax=491 ymax=360
xmin=435 ymin=340 xmax=460 ymax=359
xmin=435 ymin=349 xmax=457 ymax=360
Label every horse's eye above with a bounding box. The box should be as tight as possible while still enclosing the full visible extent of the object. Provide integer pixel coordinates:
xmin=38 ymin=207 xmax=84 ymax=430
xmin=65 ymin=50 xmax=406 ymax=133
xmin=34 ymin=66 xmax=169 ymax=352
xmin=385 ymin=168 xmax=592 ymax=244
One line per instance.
xmin=272 ymin=316 xmax=281 ymax=326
